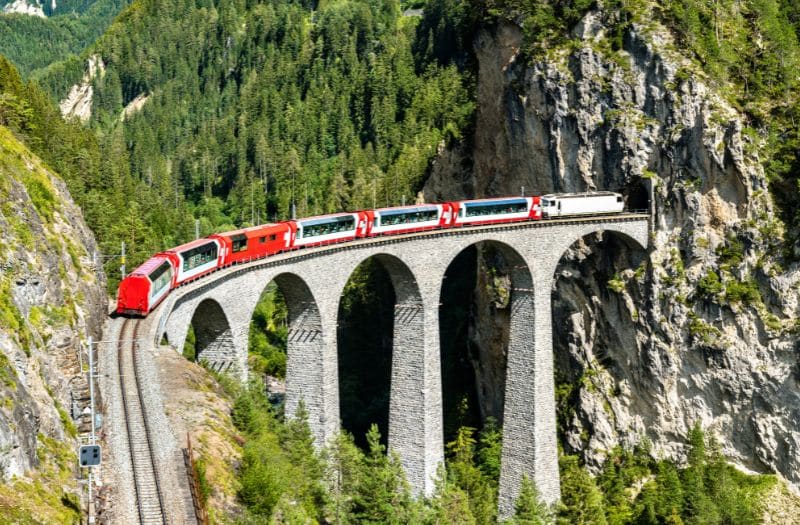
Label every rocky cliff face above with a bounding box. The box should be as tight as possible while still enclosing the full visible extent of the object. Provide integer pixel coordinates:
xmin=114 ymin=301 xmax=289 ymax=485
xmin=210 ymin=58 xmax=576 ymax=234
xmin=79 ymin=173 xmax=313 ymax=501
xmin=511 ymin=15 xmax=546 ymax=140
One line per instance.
xmin=425 ymin=10 xmax=800 ymax=489
xmin=0 ymin=126 xmax=106 ymax=512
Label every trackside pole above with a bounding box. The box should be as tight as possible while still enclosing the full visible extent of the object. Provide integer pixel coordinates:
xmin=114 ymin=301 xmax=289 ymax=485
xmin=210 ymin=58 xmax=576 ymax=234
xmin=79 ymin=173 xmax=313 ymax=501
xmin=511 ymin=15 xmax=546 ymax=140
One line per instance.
xmin=88 ymin=336 xmax=97 ymax=523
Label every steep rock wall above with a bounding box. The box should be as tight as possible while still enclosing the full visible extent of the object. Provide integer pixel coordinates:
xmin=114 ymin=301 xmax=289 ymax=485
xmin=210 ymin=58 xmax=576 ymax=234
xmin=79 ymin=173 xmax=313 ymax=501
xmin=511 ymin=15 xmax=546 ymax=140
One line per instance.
xmin=424 ymin=12 xmax=800 ymax=488
xmin=0 ymin=126 xmax=106 ymax=484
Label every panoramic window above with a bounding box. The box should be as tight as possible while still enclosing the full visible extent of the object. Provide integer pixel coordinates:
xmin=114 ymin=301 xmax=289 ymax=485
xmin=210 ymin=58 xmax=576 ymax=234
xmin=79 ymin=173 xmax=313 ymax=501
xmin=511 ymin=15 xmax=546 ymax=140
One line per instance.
xmin=149 ymin=262 xmax=172 ymax=298
xmin=464 ymin=200 xmax=527 ymax=217
xmin=182 ymin=243 xmax=218 ymax=271
xmin=302 ymin=217 xmax=355 ymax=238
xmin=379 ymin=208 xmax=438 ymax=226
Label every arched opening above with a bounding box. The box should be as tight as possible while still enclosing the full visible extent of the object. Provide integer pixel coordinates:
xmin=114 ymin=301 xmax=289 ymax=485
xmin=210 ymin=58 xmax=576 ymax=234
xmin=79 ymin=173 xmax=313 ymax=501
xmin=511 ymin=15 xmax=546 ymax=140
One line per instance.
xmin=439 ymin=240 xmax=532 ymax=448
xmin=248 ymin=281 xmax=289 ymax=407
xmin=185 ymin=298 xmax=235 ymax=372
xmin=259 ymin=273 xmax=323 ymax=422
xmin=336 ymin=254 xmax=422 ymax=450
xmin=551 ymin=230 xmax=648 ymax=458
xmin=337 ymin=258 xmax=395 ymax=447
xmin=624 ymin=177 xmax=650 ymax=211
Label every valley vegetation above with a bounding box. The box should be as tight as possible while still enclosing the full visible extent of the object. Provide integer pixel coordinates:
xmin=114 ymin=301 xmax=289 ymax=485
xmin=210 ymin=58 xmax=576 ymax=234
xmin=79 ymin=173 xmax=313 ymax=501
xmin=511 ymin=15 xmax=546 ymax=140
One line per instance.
xmin=0 ymin=0 xmax=131 ymax=76
xmin=220 ymin=377 xmax=775 ymax=524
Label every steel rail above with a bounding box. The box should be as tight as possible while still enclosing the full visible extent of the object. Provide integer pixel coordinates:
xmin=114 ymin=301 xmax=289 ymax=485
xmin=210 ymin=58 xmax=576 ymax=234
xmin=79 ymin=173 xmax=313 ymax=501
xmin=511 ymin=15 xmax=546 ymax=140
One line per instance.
xmin=117 ymin=319 xmax=168 ymax=524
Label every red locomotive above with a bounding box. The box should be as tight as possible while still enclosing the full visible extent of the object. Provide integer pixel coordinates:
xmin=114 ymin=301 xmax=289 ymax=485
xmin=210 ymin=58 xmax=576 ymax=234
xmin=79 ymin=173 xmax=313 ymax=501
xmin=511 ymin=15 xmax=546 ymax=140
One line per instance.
xmin=116 ymin=193 xmax=623 ymax=316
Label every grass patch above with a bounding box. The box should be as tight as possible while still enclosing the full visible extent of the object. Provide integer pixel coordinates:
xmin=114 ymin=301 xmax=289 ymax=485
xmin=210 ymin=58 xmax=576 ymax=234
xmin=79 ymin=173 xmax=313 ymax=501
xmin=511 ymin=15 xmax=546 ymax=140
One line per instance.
xmin=0 ymin=433 xmax=82 ymax=524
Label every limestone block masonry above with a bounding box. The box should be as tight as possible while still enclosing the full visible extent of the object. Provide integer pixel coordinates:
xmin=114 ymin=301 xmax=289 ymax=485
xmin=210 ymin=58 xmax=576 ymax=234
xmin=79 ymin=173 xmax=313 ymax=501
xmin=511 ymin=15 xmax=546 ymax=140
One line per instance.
xmin=151 ymin=214 xmax=649 ymax=517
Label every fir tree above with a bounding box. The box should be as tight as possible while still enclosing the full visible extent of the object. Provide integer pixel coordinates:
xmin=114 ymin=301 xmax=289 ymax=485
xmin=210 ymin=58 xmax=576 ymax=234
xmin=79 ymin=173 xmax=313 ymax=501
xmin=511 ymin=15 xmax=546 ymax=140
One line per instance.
xmin=507 ymin=475 xmax=554 ymax=525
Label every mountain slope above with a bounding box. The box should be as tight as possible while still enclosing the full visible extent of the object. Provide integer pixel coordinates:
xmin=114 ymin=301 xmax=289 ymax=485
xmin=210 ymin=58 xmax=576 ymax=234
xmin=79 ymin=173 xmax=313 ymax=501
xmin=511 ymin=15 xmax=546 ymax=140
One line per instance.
xmin=424 ymin=0 xmax=800 ymax=494
xmin=41 ymin=0 xmax=473 ymax=281
xmin=0 ymin=0 xmax=130 ymax=76
xmin=0 ymin=123 xmax=106 ymax=522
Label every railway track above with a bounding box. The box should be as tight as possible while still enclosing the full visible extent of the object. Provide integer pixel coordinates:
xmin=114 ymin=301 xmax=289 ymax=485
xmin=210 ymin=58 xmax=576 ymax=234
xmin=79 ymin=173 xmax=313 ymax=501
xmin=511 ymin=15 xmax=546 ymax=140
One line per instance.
xmin=117 ymin=319 xmax=169 ymax=524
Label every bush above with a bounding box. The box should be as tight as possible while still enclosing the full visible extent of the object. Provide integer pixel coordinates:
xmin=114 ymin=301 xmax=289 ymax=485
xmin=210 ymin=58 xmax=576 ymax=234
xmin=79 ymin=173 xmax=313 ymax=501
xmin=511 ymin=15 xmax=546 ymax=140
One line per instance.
xmin=697 ymin=270 xmax=723 ymax=298
xmin=725 ymin=279 xmax=761 ymax=305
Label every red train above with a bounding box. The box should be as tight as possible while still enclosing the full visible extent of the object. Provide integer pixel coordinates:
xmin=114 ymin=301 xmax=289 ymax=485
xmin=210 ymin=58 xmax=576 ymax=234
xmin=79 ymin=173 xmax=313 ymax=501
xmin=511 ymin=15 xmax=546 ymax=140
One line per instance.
xmin=116 ymin=193 xmax=622 ymax=316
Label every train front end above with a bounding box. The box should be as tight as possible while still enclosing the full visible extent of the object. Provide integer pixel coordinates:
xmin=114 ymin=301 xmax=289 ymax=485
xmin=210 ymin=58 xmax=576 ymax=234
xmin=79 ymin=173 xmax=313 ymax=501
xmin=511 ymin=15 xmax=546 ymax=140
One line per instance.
xmin=115 ymin=255 xmax=175 ymax=316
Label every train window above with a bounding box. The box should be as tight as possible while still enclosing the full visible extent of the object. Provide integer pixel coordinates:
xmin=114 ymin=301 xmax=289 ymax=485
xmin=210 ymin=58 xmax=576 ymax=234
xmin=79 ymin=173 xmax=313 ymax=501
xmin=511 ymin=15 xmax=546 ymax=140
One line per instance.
xmin=302 ymin=216 xmax=355 ymax=237
xmin=379 ymin=209 xmax=437 ymax=226
xmin=259 ymin=236 xmax=266 ymax=243
xmin=617 ymin=196 xmax=623 ymax=202
xmin=149 ymin=262 xmax=172 ymax=298
xmin=269 ymin=234 xmax=277 ymax=241
xmin=232 ymin=236 xmax=247 ymax=252
xmin=465 ymin=200 xmax=527 ymax=217
xmin=182 ymin=243 xmax=218 ymax=271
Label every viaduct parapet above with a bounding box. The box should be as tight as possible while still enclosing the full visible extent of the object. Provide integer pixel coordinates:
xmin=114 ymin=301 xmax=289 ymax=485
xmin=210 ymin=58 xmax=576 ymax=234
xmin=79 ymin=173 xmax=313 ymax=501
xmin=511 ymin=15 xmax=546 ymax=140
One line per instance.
xmin=151 ymin=214 xmax=649 ymax=517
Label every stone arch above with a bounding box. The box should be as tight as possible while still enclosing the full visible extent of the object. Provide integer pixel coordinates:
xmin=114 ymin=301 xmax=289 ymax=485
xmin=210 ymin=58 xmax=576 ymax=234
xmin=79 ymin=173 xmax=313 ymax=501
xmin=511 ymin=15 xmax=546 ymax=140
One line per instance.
xmin=265 ymin=273 xmax=325 ymax=428
xmin=335 ymin=253 xmax=427 ymax=487
xmin=549 ymin=227 xmax=649 ymax=452
xmin=438 ymin=240 xmax=533 ymax=430
xmin=439 ymin=239 xmax=539 ymax=518
xmin=189 ymin=298 xmax=235 ymax=372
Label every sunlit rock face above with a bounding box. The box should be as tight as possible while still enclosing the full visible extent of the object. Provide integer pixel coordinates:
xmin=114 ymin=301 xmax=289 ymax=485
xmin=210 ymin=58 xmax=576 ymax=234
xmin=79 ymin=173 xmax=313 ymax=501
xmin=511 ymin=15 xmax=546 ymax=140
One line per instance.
xmin=0 ymin=130 xmax=106 ymax=480
xmin=424 ymin=10 xmax=800 ymax=490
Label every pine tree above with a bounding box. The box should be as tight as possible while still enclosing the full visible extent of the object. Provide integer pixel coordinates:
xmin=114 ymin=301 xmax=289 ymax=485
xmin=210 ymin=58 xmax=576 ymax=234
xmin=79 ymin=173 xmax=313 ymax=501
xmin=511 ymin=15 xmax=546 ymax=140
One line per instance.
xmin=508 ymin=475 xmax=553 ymax=525
xmin=350 ymin=424 xmax=412 ymax=524
xmin=557 ymin=455 xmax=607 ymax=525
xmin=681 ymin=423 xmax=719 ymax=524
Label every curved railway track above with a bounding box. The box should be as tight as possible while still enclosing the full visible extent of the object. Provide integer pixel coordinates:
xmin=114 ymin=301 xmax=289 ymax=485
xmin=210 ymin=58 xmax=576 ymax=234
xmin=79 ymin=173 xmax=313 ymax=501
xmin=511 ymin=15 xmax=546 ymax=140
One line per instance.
xmin=117 ymin=319 xmax=169 ymax=524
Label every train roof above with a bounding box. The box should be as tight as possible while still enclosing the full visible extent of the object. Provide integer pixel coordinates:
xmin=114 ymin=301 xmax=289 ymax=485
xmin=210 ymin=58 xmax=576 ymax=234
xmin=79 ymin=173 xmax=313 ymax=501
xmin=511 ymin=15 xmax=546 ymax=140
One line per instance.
xmin=375 ymin=204 xmax=439 ymax=215
xmin=130 ymin=255 xmax=171 ymax=276
xmin=296 ymin=212 xmax=359 ymax=225
xmin=165 ymin=237 xmax=219 ymax=254
xmin=214 ymin=223 xmax=287 ymax=239
xmin=540 ymin=191 xmax=620 ymax=199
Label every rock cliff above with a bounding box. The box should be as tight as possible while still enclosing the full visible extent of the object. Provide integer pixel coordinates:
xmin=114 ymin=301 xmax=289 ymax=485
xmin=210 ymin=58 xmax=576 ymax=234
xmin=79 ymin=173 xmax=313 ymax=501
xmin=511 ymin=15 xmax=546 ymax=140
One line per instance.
xmin=425 ymin=10 xmax=800 ymax=490
xmin=0 ymin=126 xmax=106 ymax=518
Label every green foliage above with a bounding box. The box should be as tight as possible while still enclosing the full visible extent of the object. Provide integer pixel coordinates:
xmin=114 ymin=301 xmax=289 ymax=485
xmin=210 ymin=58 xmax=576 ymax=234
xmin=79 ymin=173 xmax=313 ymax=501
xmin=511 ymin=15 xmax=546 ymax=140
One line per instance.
xmin=182 ymin=325 xmax=196 ymax=361
xmin=697 ymin=270 xmax=723 ymax=299
xmin=473 ymin=0 xmax=597 ymax=55
xmin=724 ymin=278 xmax=761 ymax=305
xmin=688 ymin=315 xmax=722 ymax=345
xmin=508 ymin=475 xmax=554 ymax=525
xmin=30 ymin=0 xmax=474 ymax=282
xmin=558 ymin=455 xmax=608 ymax=525
xmin=229 ymin=375 xmax=776 ymax=525
xmin=195 ymin=456 xmax=211 ymax=506
xmin=248 ymin=283 xmax=288 ymax=378
xmin=350 ymin=424 xmax=414 ymax=524
xmin=608 ymin=273 xmax=626 ymax=293
xmin=716 ymin=236 xmax=745 ymax=267
xmin=556 ymin=426 xmax=775 ymax=525
xmin=0 ymin=55 xmax=192 ymax=292
xmin=0 ymin=0 xmax=130 ymax=77
xmin=476 ymin=416 xmax=503 ymax=482
xmin=446 ymin=425 xmax=498 ymax=523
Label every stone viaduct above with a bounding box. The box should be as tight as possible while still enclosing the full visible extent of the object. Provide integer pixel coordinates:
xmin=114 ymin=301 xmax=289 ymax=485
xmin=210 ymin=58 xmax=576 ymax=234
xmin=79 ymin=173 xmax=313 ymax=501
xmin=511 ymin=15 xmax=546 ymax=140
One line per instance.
xmin=150 ymin=214 xmax=649 ymax=517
